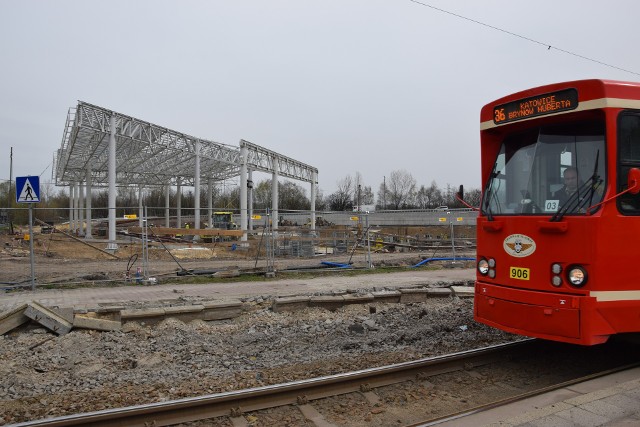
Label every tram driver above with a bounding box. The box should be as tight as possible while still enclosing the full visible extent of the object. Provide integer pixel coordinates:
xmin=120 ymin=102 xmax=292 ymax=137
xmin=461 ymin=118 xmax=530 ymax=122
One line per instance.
xmin=551 ymin=167 xmax=579 ymax=206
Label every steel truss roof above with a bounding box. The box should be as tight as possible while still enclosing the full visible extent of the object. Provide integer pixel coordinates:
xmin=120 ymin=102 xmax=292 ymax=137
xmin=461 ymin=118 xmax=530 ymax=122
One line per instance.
xmin=54 ymin=102 xmax=317 ymax=188
xmin=241 ymin=139 xmax=317 ymax=183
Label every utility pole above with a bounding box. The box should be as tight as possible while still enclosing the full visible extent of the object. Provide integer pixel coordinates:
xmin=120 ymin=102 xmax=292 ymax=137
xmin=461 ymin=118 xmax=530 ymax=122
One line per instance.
xmin=9 ymin=147 xmax=13 ymax=234
xmin=383 ymin=176 xmax=386 ymax=210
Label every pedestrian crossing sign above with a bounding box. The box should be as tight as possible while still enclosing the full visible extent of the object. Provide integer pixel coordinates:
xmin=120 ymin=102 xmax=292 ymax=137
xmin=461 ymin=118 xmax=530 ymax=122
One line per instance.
xmin=16 ymin=176 xmax=40 ymax=203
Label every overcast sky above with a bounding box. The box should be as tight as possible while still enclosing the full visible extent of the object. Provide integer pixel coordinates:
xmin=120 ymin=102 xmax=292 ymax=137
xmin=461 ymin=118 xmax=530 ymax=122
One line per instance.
xmin=2 ymin=1 xmax=640 ymax=199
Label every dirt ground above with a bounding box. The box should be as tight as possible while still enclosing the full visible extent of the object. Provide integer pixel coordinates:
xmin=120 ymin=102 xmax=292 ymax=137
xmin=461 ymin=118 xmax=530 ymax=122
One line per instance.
xmin=0 ymin=231 xmax=471 ymax=286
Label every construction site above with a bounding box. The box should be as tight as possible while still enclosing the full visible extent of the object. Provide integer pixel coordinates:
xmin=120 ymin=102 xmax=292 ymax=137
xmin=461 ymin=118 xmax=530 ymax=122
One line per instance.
xmin=0 ymin=102 xmax=487 ymax=427
xmin=2 ymin=101 xmax=477 ymax=287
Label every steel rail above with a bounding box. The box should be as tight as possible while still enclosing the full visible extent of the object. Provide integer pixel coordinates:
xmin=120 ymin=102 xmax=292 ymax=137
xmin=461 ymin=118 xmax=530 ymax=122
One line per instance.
xmin=410 ymin=360 xmax=640 ymax=427
xmin=11 ymin=340 xmax=534 ymax=427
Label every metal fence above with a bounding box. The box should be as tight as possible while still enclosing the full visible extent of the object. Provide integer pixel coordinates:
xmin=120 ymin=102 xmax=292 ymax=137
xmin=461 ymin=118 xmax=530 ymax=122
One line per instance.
xmin=1 ymin=206 xmax=476 ymax=288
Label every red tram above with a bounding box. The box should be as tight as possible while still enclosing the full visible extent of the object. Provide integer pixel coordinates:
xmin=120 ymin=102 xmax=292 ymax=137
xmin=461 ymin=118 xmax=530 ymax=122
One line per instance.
xmin=473 ymin=79 xmax=640 ymax=345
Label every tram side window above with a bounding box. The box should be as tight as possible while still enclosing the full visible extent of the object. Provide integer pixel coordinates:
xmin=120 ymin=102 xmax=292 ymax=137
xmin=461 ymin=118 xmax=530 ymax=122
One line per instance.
xmin=618 ymin=112 xmax=640 ymax=213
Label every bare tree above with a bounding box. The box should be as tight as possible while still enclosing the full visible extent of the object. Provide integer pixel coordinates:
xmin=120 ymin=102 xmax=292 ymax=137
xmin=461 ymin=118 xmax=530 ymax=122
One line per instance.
xmin=463 ymin=187 xmax=482 ymax=208
xmin=383 ymin=169 xmax=416 ymax=210
xmin=328 ymin=175 xmax=354 ymax=211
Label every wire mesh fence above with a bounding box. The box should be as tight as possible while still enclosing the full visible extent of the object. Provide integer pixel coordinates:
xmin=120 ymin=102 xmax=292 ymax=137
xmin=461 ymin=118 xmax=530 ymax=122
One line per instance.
xmin=0 ymin=206 xmax=477 ymax=288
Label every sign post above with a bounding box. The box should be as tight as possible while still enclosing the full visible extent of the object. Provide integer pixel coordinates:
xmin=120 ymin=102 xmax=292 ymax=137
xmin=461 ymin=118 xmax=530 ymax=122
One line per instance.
xmin=16 ymin=176 xmax=40 ymax=290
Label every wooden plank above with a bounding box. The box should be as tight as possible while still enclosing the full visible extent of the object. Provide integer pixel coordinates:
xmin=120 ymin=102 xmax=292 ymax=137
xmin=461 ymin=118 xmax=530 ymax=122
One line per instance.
xmin=129 ymin=227 xmax=243 ymax=237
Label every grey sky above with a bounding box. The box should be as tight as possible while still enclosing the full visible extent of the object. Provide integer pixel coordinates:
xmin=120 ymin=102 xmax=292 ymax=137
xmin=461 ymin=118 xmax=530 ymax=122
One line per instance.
xmin=1 ymin=1 xmax=639 ymax=199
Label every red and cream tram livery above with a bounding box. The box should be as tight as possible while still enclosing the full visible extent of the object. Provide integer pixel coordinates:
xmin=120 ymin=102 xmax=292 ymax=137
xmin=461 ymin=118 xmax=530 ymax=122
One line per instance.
xmin=474 ymin=79 xmax=640 ymax=345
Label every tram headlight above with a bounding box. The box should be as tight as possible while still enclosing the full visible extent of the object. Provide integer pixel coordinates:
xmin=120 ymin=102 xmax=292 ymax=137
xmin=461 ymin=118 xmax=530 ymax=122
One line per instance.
xmin=567 ymin=265 xmax=588 ymax=287
xmin=478 ymin=258 xmax=489 ymax=275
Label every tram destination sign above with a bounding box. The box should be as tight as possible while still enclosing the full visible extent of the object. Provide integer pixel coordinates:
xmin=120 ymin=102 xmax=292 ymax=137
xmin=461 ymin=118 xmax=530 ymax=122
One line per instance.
xmin=493 ymin=88 xmax=578 ymax=125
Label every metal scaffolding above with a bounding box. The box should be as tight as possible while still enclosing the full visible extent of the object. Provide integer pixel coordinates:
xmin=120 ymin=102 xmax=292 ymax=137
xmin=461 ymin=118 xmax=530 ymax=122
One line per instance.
xmin=54 ymin=101 xmax=318 ymax=249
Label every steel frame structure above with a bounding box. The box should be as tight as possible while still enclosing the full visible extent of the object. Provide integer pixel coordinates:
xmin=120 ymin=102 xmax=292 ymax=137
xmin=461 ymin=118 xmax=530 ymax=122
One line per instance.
xmin=55 ymin=102 xmax=241 ymax=187
xmin=54 ymin=101 xmax=318 ymax=248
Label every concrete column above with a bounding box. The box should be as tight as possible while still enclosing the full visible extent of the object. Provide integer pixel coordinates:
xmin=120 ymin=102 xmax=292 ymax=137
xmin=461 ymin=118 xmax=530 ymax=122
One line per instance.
xmin=194 ymin=140 xmax=201 ymax=239
xmin=78 ymin=181 xmax=84 ymax=236
xmin=176 ymin=178 xmax=182 ymax=229
xmin=73 ymin=182 xmax=80 ymax=235
xmin=240 ymin=144 xmax=248 ymax=241
xmin=207 ymin=177 xmax=213 ymax=228
xmin=310 ymin=170 xmax=317 ymax=231
xmin=271 ymin=156 xmax=279 ymax=231
xmin=165 ymin=181 xmax=171 ymax=228
xmin=107 ymin=115 xmax=117 ymax=250
xmin=85 ymin=166 xmax=92 ymax=238
xmin=248 ymin=170 xmax=254 ymax=231
xmin=69 ymin=184 xmax=75 ymax=234
xmin=138 ymin=184 xmax=144 ymax=228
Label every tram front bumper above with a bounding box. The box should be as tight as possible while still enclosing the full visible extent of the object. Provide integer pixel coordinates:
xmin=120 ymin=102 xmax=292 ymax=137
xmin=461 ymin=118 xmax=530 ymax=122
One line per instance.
xmin=474 ymin=281 xmax=609 ymax=345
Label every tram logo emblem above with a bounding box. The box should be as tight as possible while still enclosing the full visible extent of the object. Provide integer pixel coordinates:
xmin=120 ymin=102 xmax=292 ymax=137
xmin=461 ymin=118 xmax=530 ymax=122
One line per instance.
xmin=503 ymin=234 xmax=536 ymax=258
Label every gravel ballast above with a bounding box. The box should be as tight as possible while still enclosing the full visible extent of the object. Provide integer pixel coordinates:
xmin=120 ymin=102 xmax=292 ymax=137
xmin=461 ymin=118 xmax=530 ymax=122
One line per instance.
xmin=0 ymin=295 xmax=515 ymax=425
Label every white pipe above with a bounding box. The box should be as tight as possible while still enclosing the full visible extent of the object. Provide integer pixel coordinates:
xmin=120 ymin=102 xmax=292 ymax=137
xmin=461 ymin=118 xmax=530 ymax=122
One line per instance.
xmin=165 ymin=180 xmax=171 ymax=228
xmin=85 ymin=165 xmax=92 ymax=238
xmin=208 ymin=177 xmax=213 ymax=228
xmin=272 ymin=156 xmax=279 ymax=231
xmin=240 ymin=143 xmax=248 ymax=241
xmin=78 ymin=181 xmax=84 ymax=236
xmin=194 ymin=140 xmax=201 ymax=240
xmin=176 ymin=178 xmax=182 ymax=229
xmin=108 ymin=115 xmax=117 ymax=250
xmin=310 ymin=171 xmax=317 ymax=231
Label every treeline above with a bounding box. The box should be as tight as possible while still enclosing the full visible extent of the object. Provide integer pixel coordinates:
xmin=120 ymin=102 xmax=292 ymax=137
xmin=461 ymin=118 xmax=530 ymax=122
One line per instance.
xmin=0 ymin=170 xmax=480 ymax=226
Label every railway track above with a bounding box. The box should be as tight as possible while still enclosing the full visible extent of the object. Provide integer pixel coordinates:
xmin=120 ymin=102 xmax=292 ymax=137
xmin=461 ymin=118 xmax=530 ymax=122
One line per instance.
xmin=11 ymin=338 xmax=640 ymax=427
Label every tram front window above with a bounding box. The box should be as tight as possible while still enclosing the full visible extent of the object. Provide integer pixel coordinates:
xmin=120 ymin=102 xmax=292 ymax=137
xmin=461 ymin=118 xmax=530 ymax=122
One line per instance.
xmin=482 ymin=122 xmax=606 ymax=217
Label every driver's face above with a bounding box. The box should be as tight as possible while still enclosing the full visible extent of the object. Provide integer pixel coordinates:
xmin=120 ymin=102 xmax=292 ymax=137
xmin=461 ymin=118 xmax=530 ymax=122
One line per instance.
xmin=564 ymin=171 xmax=578 ymax=191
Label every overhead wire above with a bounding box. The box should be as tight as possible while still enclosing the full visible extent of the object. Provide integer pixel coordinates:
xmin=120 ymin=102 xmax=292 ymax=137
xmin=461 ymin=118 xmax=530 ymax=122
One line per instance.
xmin=407 ymin=0 xmax=640 ymax=78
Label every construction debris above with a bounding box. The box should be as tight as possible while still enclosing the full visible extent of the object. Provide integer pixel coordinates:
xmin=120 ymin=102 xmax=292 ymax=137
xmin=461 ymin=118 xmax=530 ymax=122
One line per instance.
xmin=24 ymin=302 xmax=73 ymax=335
xmin=0 ymin=303 xmax=30 ymax=335
xmin=73 ymin=315 xmax=121 ymax=332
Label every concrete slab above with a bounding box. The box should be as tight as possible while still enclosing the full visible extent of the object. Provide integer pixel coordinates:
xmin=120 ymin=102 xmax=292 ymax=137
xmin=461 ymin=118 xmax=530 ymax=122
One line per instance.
xmin=426 ymin=288 xmax=452 ymax=298
xmin=120 ymin=307 xmax=166 ymax=324
xmin=164 ymin=304 xmax=205 ymax=322
xmin=451 ymin=286 xmax=474 ymax=298
xmin=73 ymin=315 xmax=122 ymax=332
xmin=553 ymin=405 xmax=610 ymax=426
xmin=202 ymin=301 xmax=243 ymax=321
xmin=576 ymin=398 xmax=635 ymax=419
xmin=51 ymin=307 xmax=74 ymax=324
xmin=272 ymin=296 xmax=310 ymax=313
xmin=399 ymin=288 xmax=429 ymax=303
xmin=163 ymin=305 xmax=204 ymax=314
xmin=342 ymin=294 xmax=374 ymax=305
xmin=24 ymin=301 xmax=73 ymax=335
xmin=371 ymin=291 xmax=401 ymax=303
xmin=601 ymin=394 xmax=640 ymax=413
xmin=0 ymin=303 xmax=30 ymax=335
xmin=309 ymin=295 xmax=345 ymax=311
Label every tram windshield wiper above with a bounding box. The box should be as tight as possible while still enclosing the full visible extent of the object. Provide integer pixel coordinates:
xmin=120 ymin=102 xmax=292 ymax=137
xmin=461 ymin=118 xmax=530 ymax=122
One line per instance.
xmin=551 ymin=151 xmax=601 ymax=222
xmin=482 ymin=167 xmax=501 ymax=221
